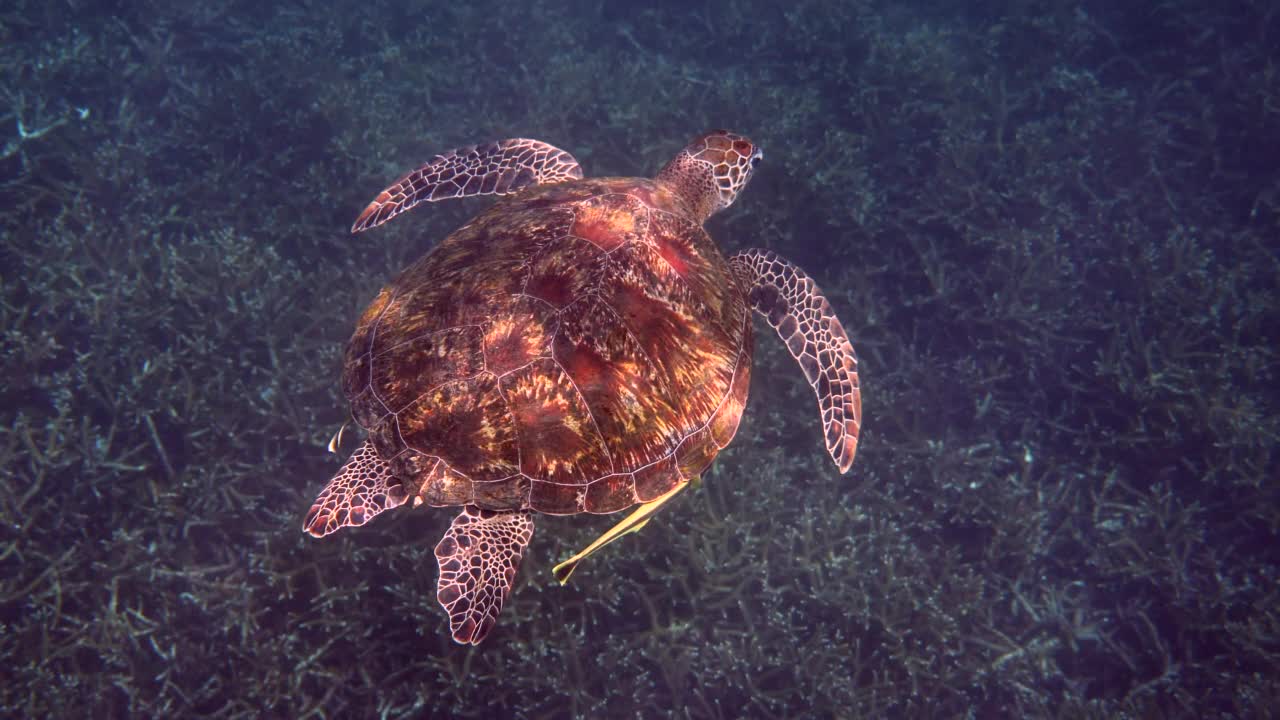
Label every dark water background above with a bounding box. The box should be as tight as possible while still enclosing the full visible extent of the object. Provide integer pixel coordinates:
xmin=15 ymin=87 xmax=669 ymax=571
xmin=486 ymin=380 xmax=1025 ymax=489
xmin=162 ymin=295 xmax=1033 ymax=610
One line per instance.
xmin=2 ymin=0 xmax=1277 ymax=717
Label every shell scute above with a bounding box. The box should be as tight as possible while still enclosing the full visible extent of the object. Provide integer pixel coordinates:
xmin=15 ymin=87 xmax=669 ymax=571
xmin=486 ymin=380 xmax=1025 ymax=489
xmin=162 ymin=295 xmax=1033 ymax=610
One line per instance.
xmin=583 ymin=472 xmax=638 ymax=514
xmin=570 ymin=193 xmax=648 ymax=252
xmin=632 ymin=454 xmax=683 ymax=503
xmin=349 ymin=287 xmax=393 ymax=357
xmin=500 ymin=357 xmax=612 ymax=486
xmin=528 ymin=479 xmax=583 ymax=515
xmin=415 ymin=459 xmax=476 ymax=507
xmin=553 ymin=300 xmax=682 ymax=471
xmin=372 ymin=326 xmax=485 ymax=415
xmin=345 ymin=363 xmax=382 ymax=429
xmin=601 ymin=242 xmax=737 ymax=422
xmin=709 ymin=324 xmax=753 ymax=448
xmin=471 ymin=474 xmax=529 ymax=508
xmin=397 ymin=374 xmax=519 ymax=482
xmin=482 ymin=296 xmax=556 ymax=375
xmin=522 ymin=235 xmax=605 ymax=309
xmin=643 ymin=212 xmax=745 ymax=338
xmin=675 ymin=425 xmax=718 ymax=479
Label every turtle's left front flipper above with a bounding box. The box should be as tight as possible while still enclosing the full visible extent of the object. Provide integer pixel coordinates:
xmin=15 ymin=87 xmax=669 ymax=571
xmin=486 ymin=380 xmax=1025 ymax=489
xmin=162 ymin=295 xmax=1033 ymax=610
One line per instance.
xmin=434 ymin=506 xmax=535 ymax=645
xmin=730 ymin=249 xmax=861 ymax=473
xmin=351 ymin=138 xmax=583 ymax=232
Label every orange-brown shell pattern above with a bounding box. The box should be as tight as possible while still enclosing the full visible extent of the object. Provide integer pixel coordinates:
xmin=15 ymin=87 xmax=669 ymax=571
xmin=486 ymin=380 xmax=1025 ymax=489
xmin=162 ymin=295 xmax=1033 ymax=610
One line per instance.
xmin=343 ymin=176 xmax=752 ymax=516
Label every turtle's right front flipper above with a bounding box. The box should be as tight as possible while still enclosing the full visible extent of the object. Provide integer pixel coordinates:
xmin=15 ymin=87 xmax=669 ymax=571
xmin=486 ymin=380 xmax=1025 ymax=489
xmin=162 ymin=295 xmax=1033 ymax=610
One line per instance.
xmin=730 ymin=249 xmax=862 ymax=474
xmin=352 ymin=139 xmax=584 ymax=232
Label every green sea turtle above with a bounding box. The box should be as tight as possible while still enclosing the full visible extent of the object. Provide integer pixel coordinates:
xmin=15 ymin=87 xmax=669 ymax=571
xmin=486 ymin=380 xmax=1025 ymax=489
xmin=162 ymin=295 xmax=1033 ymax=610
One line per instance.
xmin=303 ymin=130 xmax=861 ymax=645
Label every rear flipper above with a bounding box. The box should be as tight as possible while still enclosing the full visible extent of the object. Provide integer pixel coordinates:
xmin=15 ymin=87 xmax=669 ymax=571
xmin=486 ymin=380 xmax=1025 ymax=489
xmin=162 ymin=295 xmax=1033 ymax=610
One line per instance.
xmin=302 ymin=440 xmax=408 ymax=538
xmin=730 ymin=249 xmax=862 ymax=473
xmin=435 ymin=506 xmax=535 ymax=645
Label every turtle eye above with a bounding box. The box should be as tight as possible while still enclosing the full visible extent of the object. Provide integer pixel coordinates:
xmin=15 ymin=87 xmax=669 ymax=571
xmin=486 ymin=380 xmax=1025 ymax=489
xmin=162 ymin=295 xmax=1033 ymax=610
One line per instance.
xmin=750 ymin=154 xmax=762 ymax=168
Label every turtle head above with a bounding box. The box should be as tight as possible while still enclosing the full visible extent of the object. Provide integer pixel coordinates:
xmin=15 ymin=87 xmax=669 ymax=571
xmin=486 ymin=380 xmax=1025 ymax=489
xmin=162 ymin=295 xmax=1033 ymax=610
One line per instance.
xmin=655 ymin=130 xmax=762 ymax=224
